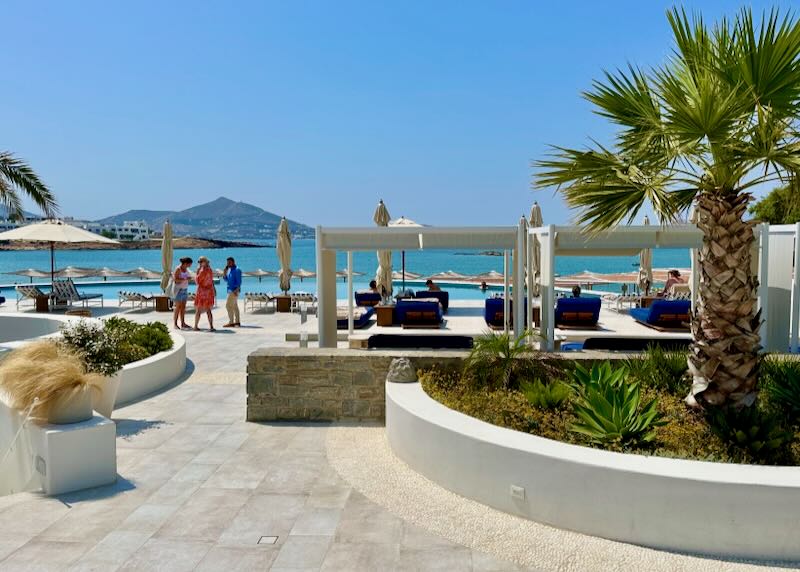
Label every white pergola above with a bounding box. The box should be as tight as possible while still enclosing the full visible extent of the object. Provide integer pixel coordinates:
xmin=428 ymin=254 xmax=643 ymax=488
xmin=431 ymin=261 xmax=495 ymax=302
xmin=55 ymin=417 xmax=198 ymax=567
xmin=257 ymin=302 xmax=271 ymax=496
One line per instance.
xmin=530 ymin=223 xmax=772 ymax=351
xmin=315 ymin=225 xmax=527 ymax=347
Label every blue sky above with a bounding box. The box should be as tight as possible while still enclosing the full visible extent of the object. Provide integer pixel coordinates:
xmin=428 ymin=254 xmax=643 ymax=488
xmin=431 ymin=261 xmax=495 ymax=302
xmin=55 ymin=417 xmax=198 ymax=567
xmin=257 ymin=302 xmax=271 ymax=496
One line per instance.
xmin=1 ymin=1 xmax=789 ymax=225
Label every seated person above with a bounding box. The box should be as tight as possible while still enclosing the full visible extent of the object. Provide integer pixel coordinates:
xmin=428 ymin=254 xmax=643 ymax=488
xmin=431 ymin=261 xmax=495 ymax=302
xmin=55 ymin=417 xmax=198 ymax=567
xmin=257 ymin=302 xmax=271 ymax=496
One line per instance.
xmin=368 ymin=279 xmax=379 ymax=293
xmin=425 ymin=279 xmax=441 ymax=292
xmin=662 ymin=270 xmax=684 ymax=296
xmin=572 ymin=285 xmax=581 ymax=298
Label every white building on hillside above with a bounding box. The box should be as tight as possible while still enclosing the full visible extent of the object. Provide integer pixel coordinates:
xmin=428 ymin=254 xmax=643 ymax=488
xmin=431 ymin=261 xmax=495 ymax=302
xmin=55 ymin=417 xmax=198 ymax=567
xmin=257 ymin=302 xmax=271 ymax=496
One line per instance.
xmin=79 ymin=220 xmax=152 ymax=241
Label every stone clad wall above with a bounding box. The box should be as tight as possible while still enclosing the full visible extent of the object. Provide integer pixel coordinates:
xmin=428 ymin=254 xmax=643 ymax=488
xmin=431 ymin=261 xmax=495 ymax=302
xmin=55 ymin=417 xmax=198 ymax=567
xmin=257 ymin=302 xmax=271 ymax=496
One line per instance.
xmin=247 ymin=348 xmax=467 ymax=421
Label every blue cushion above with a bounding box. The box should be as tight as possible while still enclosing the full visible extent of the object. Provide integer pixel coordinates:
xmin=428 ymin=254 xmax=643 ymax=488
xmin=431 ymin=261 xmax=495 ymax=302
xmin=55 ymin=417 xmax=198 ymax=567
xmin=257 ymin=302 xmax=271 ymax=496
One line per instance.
xmin=396 ymin=299 xmax=443 ymax=325
xmin=0 ymin=296 xmax=5 ymax=305
xmin=415 ymin=290 xmax=449 ymax=312
xmin=629 ymin=307 xmax=650 ymax=323
xmin=633 ymin=300 xmax=691 ymax=328
xmin=337 ymin=307 xmax=374 ymax=329
xmin=483 ymin=297 xmax=528 ymax=327
xmin=354 ymin=291 xmax=381 ymax=307
xmin=555 ymin=297 xmax=601 ymax=325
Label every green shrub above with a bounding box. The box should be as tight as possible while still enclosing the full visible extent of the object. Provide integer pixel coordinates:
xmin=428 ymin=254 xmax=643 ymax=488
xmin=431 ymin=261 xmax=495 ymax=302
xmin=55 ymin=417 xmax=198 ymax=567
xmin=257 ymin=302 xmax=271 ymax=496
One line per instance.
xmin=570 ymin=362 xmax=665 ymax=446
xmin=707 ymin=406 xmax=793 ymax=462
xmin=624 ymin=345 xmax=689 ymax=394
xmin=131 ymin=322 xmax=173 ymax=356
xmin=463 ymin=330 xmax=552 ymax=391
xmin=59 ymin=320 xmax=127 ymax=376
xmin=761 ymin=356 xmax=800 ymax=419
xmin=520 ymin=379 xmax=571 ymax=409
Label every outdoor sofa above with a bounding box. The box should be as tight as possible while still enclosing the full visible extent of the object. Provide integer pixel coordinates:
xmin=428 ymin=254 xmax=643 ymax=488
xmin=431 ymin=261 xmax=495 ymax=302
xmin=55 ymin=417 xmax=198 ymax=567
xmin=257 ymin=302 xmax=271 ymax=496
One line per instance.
xmin=555 ymin=297 xmax=601 ymax=328
xmin=414 ymin=290 xmax=449 ymax=313
xmin=396 ymin=298 xmax=443 ymax=328
xmin=630 ymin=299 xmax=691 ymax=331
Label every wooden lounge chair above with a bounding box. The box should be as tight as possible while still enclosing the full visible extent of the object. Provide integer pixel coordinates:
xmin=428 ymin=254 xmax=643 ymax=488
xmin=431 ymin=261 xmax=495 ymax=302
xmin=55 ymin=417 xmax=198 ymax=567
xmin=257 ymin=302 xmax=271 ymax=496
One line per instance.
xmin=555 ymin=297 xmax=601 ymax=329
xmin=51 ymin=278 xmax=103 ymax=308
xmin=15 ymin=285 xmax=47 ymax=309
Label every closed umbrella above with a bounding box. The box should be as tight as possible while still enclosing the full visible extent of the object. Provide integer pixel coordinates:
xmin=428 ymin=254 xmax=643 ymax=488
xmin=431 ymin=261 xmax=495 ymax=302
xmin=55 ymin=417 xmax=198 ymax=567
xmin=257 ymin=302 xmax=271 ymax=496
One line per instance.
xmin=9 ymin=268 xmax=50 ymax=283
xmin=389 ymin=215 xmax=423 ymax=291
xmin=373 ymin=200 xmax=392 ymax=297
xmin=638 ymin=216 xmax=653 ymax=294
xmin=277 ymin=217 xmax=292 ymax=293
xmin=160 ymin=221 xmax=173 ymax=292
xmin=529 ymin=202 xmax=543 ymax=297
xmin=0 ymin=219 xmax=117 ymax=290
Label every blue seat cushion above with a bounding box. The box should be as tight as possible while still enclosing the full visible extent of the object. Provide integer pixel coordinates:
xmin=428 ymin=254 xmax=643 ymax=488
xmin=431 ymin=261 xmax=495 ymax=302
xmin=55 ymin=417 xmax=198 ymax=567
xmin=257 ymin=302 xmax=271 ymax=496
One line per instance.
xmin=415 ymin=290 xmax=449 ymax=312
xmin=354 ymin=291 xmax=381 ymax=307
xmin=633 ymin=300 xmax=691 ymax=328
xmin=555 ymin=297 xmax=601 ymax=325
xmin=337 ymin=307 xmax=374 ymax=329
xmin=396 ymin=299 xmax=443 ymax=325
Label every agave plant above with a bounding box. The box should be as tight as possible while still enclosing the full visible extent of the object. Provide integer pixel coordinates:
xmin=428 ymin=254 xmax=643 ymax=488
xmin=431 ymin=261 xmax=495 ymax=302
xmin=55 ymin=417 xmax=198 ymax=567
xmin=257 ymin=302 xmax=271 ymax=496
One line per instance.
xmin=570 ymin=362 xmax=665 ymax=446
xmin=707 ymin=406 xmax=792 ymax=460
xmin=535 ymin=8 xmax=800 ymax=410
xmin=520 ymin=379 xmax=572 ymax=409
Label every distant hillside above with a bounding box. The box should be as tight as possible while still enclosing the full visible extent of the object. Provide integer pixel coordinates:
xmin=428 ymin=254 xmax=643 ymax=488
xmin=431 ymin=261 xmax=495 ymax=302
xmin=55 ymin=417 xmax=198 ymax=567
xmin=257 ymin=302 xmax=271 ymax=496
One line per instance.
xmin=98 ymin=197 xmax=313 ymax=240
xmin=0 ymin=205 xmax=40 ymax=220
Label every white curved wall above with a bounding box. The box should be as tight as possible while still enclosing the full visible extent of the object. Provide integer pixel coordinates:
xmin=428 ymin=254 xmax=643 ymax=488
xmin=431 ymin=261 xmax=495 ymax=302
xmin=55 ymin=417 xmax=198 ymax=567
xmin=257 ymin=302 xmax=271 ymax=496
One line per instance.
xmin=386 ymin=381 xmax=800 ymax=561
xmin=115 ymin=334 xmax=187 ymax=406
xmin=0 ymin=314 xmax=67 ymax=344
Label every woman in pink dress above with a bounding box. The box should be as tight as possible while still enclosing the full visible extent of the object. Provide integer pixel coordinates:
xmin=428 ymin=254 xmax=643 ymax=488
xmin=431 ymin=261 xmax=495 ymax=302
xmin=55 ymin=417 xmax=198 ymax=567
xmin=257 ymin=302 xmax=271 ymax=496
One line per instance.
xmin=193 ymin=256 xmax=216 ymax=331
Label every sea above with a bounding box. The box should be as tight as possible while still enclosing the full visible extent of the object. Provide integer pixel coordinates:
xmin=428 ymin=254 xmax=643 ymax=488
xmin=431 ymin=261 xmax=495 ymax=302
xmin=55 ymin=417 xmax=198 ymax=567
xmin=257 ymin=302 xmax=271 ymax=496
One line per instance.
xmin=0 ymin=239 xmax=690 ymax=301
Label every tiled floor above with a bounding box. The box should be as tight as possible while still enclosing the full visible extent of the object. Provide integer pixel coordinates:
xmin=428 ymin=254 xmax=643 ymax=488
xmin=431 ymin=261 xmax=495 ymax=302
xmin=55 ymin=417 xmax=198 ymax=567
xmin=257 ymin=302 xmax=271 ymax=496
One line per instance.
xmin=0 ymin=302 xmax=532 ymax=571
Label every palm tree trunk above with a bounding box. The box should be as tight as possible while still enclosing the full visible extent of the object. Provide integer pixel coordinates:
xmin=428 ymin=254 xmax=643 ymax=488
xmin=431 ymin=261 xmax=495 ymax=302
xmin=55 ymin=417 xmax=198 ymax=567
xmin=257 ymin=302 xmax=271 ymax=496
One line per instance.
xmin=687 ymin=192 xmax=761 ymax=409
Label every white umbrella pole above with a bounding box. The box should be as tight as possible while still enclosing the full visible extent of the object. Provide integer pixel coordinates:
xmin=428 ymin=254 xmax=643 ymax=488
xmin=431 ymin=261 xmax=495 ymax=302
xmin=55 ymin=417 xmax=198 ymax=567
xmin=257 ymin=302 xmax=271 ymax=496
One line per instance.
xmin=347 ymin=251 xmax=354 ymax=336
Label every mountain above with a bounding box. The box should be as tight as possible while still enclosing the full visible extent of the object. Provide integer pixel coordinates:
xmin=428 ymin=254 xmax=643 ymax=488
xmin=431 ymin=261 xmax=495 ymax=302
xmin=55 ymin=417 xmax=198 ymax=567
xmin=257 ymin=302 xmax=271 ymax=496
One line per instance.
xmin=0 ymin=205 xmax=40 ymax=220
xmin=98 ymin=197 xmax=313 ymax=240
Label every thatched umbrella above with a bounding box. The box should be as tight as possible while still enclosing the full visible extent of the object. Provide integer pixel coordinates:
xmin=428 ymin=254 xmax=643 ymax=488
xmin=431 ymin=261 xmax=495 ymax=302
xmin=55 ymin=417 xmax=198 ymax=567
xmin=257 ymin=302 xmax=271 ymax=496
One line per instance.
xmin=127 ymin=267 xmax=161 ymax=280
xmin=373 ymin=200 xmax=392 ymax=297
xmin=245 ymin=269 xmax=277 ymax=283
xmin=160 ymin=221 xmax=173 ymax=293
xmin=95 ymin=267 xmax=130 ymax=281
xmin=54 ymin=266 xmax=96 ymax=279
xmin=9 ymin=268 xmax=50 ymax=283
xmin=277 ymin=217 xmax=293 ymax=293
xmin=293 ymin=268 xmax=316 ymax=282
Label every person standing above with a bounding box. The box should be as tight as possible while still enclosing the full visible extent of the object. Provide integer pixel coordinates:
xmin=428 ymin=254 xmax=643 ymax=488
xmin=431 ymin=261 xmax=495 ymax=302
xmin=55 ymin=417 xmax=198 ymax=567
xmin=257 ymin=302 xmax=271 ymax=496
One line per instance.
xmin=193 ymin=256 xmax=216 ymax=331
xmin=172 ymin=257 xmax=193 ymax=330
xmin=222 ymin=256 xmax=242 ymax=327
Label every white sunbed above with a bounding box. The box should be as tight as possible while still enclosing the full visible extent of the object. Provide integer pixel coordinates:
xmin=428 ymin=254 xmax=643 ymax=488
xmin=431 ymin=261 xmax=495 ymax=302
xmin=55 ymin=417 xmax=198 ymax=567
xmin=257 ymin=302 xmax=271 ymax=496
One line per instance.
xmin=118 ymin=291 xmax=155 ymax=309
xmin=14 ymin=285 xmax=48 ymax=309
xmin=51 ymin=278 xmax=104 ymax=308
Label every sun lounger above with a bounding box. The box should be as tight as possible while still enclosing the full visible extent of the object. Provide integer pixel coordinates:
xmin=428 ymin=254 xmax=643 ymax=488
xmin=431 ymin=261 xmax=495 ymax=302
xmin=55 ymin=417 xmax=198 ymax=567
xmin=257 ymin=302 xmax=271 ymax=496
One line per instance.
xmin=291 ymin=292 xmax=317 ymax=314
xmin=51 ymin=279 xmax=103 ymax=308
xmin=396 ymin=298 xmax=443 ymax=328
xmin=555 ymin=297 xmax=601 ymax=329
xmin=630 ymin=299 xmax=691 ymax=331
xmin=337 ymin=306 xmax=374 ymax=329
xmin=118 ymin=291 xmax=154 ymax=309
xmin=14 ymin=285 xmax=47 ymax=309
xmin=244 ymin=292 xmax=275 ymax=312
xmin=602 ymin=293 xmax=641 ymax=312
xmin=667 ymin=284 xmax=692 ymax=301
xmin=415 ymin=290 xmax=449 ymax=313
xmin=483 ymin=296 xmax=530 ymax=329
xmin=355 ymin=291 xmax=382 ymax=307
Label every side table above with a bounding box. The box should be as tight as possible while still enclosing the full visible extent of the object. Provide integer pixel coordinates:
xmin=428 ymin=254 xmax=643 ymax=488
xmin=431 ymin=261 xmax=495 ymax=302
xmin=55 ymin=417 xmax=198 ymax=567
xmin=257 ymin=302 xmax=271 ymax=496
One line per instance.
xmin=375 ymin=304 xmax=396 ymax=327
xmin=154 ymin=295 xmax=171 ymax=312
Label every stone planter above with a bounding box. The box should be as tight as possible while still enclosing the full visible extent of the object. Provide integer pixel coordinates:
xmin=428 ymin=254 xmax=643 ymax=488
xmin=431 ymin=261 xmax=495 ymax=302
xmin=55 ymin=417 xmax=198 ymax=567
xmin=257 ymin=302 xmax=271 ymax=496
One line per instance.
xmin=47 ymin=386 xmax=94 ymax=425
xmin=92 ymin=374 xmax=121 ymax=419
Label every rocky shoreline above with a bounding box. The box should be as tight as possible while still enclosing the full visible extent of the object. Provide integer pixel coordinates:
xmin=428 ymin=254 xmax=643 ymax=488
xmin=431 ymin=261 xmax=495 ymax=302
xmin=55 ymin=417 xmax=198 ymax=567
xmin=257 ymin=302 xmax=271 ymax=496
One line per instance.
xmin=0 ymin=236 xmax=268 ymax=251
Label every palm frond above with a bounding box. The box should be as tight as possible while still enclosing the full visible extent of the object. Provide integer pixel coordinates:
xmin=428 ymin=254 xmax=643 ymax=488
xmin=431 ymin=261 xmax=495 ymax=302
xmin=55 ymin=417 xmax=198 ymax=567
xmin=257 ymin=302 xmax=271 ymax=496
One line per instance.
xmin=0 ymin=152 xmax=58 ymax=218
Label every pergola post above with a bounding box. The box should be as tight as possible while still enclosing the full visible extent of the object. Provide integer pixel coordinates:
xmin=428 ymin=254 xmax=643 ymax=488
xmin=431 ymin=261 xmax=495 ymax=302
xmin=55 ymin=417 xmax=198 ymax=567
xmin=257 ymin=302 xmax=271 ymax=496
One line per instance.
xmin=756 ymin=223 xmax=770 ymax=350
xmin=513 ymin=221 xmax=525 ymax=338
xmin=347 ymin=251 xmax=354 ymax=335
xmin=540 ymin=225 xmax=556 ymax=351
xmin=526 ymin=230 xmax=534 ymax=334
xmin=503 ymin=250 xmax=510 ymax=335
xmin=792 ymin=222 xmax=800 ymax=353
xmin=316 ymin=227 xmax=337 ymax=348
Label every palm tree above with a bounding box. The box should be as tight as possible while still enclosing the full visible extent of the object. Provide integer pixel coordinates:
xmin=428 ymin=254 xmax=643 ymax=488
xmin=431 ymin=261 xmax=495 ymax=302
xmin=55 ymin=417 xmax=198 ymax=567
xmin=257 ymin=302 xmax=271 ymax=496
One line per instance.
xmin=0 ymin=151 xmax=58 ymax=220
xmin=535 ymin=8 xmax=800 ymax=410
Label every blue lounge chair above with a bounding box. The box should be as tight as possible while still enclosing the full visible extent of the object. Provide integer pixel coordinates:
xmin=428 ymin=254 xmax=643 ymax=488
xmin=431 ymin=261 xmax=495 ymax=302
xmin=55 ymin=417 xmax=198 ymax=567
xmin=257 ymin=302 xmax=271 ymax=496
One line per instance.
xmin=415 ymin=290 xmax=449 ymax=312
xmin=396 ymin=299 xmax=443 ymax=328
xmin=355 ymin=291 xmax=382 ymax=307
xmin=484 ymin=297 xmax=529 ymax=328
xmin=555 ymin=297 xmax=601 ymax=328
xmin=630 ymin=299 xmax=691 ymax=331
xmin=337 ymin=307 xmax=374 ymax=329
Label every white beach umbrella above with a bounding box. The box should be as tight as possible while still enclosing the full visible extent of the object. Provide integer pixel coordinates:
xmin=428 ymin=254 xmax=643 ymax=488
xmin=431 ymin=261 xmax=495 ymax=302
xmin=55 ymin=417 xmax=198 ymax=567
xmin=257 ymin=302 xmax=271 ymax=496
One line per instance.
xmin=0 ymin=219 xmax=117 ymax=288
xmin=277 ymin=217 xmax=293 ymax=293
xmin=638 ymin=215 xmax=654 ymax=293
xmin=389 ymin=215 xmax=423 ymax=290
xmin=337 ymin=268 xmax=365 ymax=282
xmin=529 ymin=201 xmax=543 ymax=297
xmin=8 ymin=268 xmax=50 ymax=283
xmin=55 ymin=266 xmax=96 ymax=279
xmin=373 ymin=200 xmax=392 ymax=296
xmin=160 ymin=221 xmax=173 ymax=292
xmin=475 ymin=269 xmax=504 ymax=282
xmin=95 ymin=267 xmax=130 ymax=281
xmin=245 ymin=269 xmax=277 ymax=283
xmin=127 ymin=267 xmax=162 ymax=280
xmin=392 ymin=270 xmax=420 ymax=281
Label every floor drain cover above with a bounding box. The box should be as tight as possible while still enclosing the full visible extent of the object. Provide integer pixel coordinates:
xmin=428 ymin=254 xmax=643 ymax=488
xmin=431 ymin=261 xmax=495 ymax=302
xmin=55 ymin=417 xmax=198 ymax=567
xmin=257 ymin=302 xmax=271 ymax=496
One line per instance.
xmin=258 ymin=536 xmax=279 ymax=545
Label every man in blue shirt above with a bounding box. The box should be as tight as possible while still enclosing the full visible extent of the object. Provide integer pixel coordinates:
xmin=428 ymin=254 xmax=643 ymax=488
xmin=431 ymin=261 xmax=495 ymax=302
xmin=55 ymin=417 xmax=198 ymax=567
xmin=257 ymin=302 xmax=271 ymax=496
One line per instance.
xmin=222 ymin=256 xmax=243 ymax=327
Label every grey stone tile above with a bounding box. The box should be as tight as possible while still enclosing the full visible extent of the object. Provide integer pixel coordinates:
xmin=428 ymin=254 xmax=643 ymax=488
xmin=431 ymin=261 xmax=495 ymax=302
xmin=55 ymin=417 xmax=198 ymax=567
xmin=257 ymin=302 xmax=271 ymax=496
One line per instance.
xmin=117 ymin=504 xmax=179 ymax=534
xmin=471 ymin=550 xmax=530 ymax=571
xmin=38 ymin=498 xmax=139 ymax=542
xmin=115 ymin=420 xmax=181 ymax=450
xmin=402 ymin=522 xmax=463 ymax=550
xmin=306 ymin=484 xmax=351 ymax=509
xmin=0 ymin=540 xmax=91 ymax=572
xmin=155 ymin=487 xmax=250 ymax=541
xmin=171 ymin=462 xmax=220 ymax=483
xmin=290 ymin=508 xmax=342 ymax=536
xmin=153 ymin=424 xmax=226 ymax=455
xmin=217 ymin=494 xmax=306 ymax=547
xmin=68 ymin=530 xmax=150 ymax=571
xmin=202 ymin=451 xmax=272 ymax=490
xmin=257 ymin=458 xmax=324 ymax=495
xmin=397 ymin=546 xmax=473 ymax=571
xmin=145 ymin=479 xmax=201 ymax=507
xmin=194 ymin=545 xmax=278 ymax=571
xmin=0 ymin=497 xmax=70 ymax=537
xmin=118 ymin=538 xmax=210 ymax=572
xmin=191 ymin=445 xmax=240 ymax=465
xmin=321 ymin=541 xmax=400 ymax=572
xmin=126 ymin=451 xmax=195 ymax=490
xmin=335 ymin=512 xmax=404 ymax=545
xmin=0 ymin=537 xmax=29 ymax=562
xmin=272 ymin=535 xmax=332 ymax=569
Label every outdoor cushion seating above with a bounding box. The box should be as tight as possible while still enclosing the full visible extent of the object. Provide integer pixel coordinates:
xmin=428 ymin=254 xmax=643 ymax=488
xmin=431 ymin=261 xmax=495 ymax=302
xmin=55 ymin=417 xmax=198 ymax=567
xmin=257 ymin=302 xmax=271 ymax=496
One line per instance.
xmin=51 ymin=278 xmax=103 ymax=308
xmin=14 ymin=285 xmax=47 ymax=309
xmin=396 ymin=298 xmax=443 ymax=328
xmin=630 ymin=299 xmax=691 ymax=331
xmin=484 ymin=297 xmax=529 ymax=328
xmin=367 ymin=334 xmax=473 ymax=349
xmin=337 ymin=306 xmax=374 ymax=329
xmin=415 ymin=290 xmax=449 ymax=312
xmin=555 ymin=296 xmax=601 ymax=328
xmin=355 ymin=291 xmax=382 ymax=307
xmin=0 ymin=295 xmax=5 ymax=305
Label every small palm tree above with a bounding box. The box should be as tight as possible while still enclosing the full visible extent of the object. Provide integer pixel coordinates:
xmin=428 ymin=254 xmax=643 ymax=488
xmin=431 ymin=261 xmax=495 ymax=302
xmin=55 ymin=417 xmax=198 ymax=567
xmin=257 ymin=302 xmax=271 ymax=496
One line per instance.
xmin=0 ymin=151 xmax=57 ymax=219
xmin=535 ymin=8 xmax=800 ymax=409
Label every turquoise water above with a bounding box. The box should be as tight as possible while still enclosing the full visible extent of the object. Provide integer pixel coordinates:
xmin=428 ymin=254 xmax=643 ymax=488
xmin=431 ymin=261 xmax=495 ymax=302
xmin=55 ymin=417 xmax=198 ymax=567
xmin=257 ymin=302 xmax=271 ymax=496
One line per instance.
xmin=0 ymin=239 xmax=690 ymax=301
